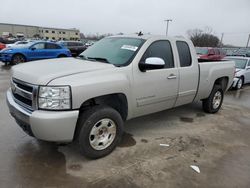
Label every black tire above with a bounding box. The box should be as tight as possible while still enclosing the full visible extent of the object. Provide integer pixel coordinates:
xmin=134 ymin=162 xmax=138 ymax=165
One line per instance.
xmin=76 ymin=106 xmax=124 ymax=159
xmin=235 ymin=77 xmax=243 ymax=90
xmin=58 ymin=54 xmax=67 ymax=58
xmin=202 ymin=85 xmax=224 ymax=114
xmin=11 ymin=54 xmax=26 ymax=65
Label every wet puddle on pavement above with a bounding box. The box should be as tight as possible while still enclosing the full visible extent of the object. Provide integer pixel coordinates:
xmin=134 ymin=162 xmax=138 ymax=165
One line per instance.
xmin=196 ymin=112 xmax=206 ymax=117
xmin=180 ymin=117 xmax=194 ymax=123
xmin=141 ymin=139 xmax=148 ymax=143
xmin=118 ymin=132 xmax=136 ymax=147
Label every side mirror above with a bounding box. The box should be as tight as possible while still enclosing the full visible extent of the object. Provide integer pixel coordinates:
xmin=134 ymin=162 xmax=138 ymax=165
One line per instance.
xmin=139 ymin=57 xmax=165 ymax=72
xmin=31 ymin=47 xmax=36 ymax=51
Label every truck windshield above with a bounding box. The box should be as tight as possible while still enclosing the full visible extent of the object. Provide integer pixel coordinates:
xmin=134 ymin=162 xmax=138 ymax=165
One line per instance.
xmin=228 ymin=58 xmax=247 ymax=69
xmin=79 ymin=37 xmax=145 ymax=66
xmin=196 ymin=47 xmax=208 ymax=55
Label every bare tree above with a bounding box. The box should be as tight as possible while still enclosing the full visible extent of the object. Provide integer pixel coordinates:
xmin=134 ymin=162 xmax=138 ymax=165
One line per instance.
xmin=187 ymin=28 xmax=220 ymax=47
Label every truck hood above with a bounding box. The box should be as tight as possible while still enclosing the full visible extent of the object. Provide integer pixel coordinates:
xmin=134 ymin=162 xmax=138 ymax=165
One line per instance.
xmin=11 ymin=57 xmax=115 ymax=85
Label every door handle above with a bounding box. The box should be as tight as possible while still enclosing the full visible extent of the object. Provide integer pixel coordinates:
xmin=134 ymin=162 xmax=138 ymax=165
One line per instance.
xmin=167 ymin=74 xmax=177 ymax=79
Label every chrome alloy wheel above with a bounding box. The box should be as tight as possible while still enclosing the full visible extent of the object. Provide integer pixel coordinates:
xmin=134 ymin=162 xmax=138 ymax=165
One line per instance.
xmin=89 ymin=118 xmax=117 ymax=150
xmin=212 ymin=91 xmax=222 ymax=109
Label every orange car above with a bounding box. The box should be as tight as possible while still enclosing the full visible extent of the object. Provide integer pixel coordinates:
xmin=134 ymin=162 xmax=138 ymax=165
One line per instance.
xmin=0 ymin=42 xmax=6 ymax=50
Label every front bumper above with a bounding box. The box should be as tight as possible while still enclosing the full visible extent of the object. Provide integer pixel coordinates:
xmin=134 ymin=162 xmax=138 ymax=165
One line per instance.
xmin=6 ymin=89 xmax=79 ymax=142
xmin=0 ymin=53 xmax=12 ymax=62
xmin=231 ymin=77 xmax=239 ymax=88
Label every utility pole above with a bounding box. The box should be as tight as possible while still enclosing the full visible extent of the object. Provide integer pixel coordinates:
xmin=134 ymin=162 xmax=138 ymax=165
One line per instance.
xmin=246 ymin=34 xmax=250 ymax=48
xmin=164 ymin=19 xmax=172 ymax=36
xmin=220 ymin=33 xmax=224 ymax=47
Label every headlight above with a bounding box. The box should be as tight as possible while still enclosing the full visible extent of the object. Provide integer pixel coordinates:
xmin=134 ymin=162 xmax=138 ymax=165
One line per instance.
xmin=38 ymin=86 xmax=71 ymax=110
xmin=5 ymin=49 xmax=13 ymax=52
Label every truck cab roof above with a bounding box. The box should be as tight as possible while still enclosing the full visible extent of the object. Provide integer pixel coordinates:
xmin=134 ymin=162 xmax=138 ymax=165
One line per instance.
xmin=107 ymin=34 xmax=189 ymax=41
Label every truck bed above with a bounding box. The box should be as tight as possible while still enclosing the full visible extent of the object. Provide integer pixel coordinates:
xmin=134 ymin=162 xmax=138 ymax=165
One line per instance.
xmin=195 ymin=60 xmax=235 ymax=101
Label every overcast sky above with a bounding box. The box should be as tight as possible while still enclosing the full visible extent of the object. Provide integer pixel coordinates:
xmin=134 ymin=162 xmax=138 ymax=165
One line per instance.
xmin=0 ymin=0 xmax=249 ymax=46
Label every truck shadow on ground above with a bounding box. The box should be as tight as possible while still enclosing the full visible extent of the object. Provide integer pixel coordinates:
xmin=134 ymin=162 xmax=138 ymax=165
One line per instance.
xmin=0 ymin=64 xmax=11 ymax=71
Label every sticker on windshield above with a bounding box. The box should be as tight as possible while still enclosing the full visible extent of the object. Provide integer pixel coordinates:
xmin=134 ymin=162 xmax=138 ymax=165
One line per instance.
xmin=121 ymin=45 xmax=138 ymax=51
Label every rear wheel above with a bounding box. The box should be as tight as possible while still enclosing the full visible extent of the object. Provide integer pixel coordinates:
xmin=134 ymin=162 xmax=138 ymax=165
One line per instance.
xmin=76 ymin=106 xmax=124 ymax=159
xmin=202 ymin=85 xmax=224 ymax=113
xmin=11 ymin=54 xmax=25 ymax=65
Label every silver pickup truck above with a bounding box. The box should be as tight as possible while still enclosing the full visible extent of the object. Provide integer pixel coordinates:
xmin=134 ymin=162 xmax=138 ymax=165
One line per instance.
xmin=7 ymin=35 xmax=235 ymax=158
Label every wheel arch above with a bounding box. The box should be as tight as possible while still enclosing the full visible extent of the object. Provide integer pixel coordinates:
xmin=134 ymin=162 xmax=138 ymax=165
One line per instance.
xmin=213 ymin=76 xmax=229 ymax=92
xmin=73 ymin=93 xmax=128 ymax=141
xmin=78 ymin=93 xmax=128 ymax=121
xmin=11 ymin=53 xmax=27 ymax=61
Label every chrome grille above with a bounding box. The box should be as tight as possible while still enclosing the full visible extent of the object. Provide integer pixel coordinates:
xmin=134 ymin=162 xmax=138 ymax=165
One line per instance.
xmin=11 ymin=78 xmax=38 ymax=111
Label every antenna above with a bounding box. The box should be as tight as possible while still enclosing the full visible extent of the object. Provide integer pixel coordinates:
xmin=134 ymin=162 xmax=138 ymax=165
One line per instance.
xmin=138 ymin=31 xmax=143 ymax=36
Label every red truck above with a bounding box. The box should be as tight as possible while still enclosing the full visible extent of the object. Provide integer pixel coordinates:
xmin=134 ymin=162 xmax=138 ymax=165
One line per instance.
xmin=196 ymin=47 xmax=226 ymax=62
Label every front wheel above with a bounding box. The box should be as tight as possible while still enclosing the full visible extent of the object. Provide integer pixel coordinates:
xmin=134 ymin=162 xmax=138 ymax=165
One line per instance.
xmin=11 ymin=54 xmax=26 ymax=65
xmin=76 ymin=106 xmax=124 ymax=159
xmin=235 ymin=77 xmax=243 ymax=90
xmin=202 ymin=85 xmax=224 ymax=113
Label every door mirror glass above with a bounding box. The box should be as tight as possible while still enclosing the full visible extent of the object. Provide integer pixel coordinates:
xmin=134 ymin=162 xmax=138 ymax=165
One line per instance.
xmin=31 ymin=47 xmax=36 ymax=50
xmin=139 ymin=57 xmax=165 ymax=72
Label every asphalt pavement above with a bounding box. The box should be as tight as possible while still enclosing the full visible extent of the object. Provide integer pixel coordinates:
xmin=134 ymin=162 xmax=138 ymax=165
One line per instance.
xmin=1 ymin=64 xmax=250 ymax=188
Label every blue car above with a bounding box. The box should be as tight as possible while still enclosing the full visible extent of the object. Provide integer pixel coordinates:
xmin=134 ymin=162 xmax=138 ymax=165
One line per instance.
xmin=0 ymin=41 xmax=72 ymax=65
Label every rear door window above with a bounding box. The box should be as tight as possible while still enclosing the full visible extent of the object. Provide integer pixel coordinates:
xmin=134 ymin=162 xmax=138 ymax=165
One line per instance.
xmin=176 ymin=41 xmax=192 ymax=67
xmin=46 ymin=43 xmax=61 ymax=49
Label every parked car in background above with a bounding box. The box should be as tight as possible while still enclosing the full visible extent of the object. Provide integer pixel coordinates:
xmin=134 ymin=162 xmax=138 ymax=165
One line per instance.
xmin=0 ymin=41 xmax=71 ymax=65
xmin=85 ymin=41 xmax=95 ymax=47
xmin=225 ymin=57 xmax=250 ymax=89
xmin=224 ymin=48 xmax=238 ymax=56
xmin=58 ymin=41 xmax=87 ymax=57
xmin=6 ymin=41 xmax=31 ymax=48
xmin=196 ymin=47 xmax=226 ymax=61
xmin=0 ymin=42 xmax=6 ymax=50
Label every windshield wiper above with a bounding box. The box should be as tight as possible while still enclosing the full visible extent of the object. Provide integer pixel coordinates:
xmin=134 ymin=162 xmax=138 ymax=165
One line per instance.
xmin=78 ymin=55 xmax=88 ymax=60
xmin=77 ymin=55 xmax=118 ymax=66
xmin=87 ymin=57 xmax=110 ymax=64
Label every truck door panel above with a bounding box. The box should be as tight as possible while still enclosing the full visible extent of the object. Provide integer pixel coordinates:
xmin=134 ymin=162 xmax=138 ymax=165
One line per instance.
xmin=174 ymin=41 xmax=199 ymax=107
xmin=132 ymin=40 xmax=179 ymax=117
